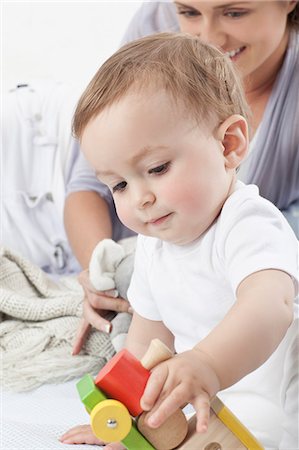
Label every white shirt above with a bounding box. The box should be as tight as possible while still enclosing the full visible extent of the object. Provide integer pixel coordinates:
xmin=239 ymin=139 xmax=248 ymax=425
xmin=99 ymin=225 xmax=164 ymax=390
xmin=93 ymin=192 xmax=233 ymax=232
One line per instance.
xmin=128 ymin=183 xmax=298 ymax=351
xmin=128 ymin=182 xmax=299 ymax=448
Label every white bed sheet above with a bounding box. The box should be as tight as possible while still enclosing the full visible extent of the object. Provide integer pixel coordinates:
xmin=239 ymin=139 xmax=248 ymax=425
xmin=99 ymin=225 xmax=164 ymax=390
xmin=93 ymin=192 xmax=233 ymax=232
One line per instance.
xmin=2 ymin=380 xmax=104 ymax=450
xmin=1 ymin=378 xmax=278 ymax=450
xmin=3 ymin=332 xmax=298 ymax=450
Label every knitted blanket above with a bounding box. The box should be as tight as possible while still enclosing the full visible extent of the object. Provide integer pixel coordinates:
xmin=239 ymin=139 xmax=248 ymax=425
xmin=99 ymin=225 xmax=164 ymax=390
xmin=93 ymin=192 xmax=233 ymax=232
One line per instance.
xmin=0 ymin=245 xmax=133 ymax=392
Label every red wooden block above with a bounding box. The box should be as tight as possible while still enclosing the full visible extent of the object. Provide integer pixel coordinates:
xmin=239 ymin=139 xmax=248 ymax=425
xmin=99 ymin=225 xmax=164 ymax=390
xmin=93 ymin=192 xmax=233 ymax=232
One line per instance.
xmin=95 ymin=349 xmax=150 ymax=417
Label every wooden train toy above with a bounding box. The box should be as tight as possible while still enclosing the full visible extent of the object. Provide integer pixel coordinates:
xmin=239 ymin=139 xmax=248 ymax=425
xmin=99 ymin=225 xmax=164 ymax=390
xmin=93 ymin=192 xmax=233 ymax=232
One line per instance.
xmin=77 ymin=339 xmax=264 ymax=449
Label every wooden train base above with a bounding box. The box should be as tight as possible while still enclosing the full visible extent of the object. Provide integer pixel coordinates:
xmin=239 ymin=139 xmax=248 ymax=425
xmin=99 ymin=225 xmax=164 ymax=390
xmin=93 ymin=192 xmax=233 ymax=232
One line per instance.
xmin=77 ymin=339 xmax=264 ymax=450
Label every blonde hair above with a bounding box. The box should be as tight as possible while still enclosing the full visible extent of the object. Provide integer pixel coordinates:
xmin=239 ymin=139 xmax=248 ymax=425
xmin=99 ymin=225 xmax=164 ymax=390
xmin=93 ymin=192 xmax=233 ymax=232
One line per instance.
xmin=73 ymin=32 xmax=249 ymax=139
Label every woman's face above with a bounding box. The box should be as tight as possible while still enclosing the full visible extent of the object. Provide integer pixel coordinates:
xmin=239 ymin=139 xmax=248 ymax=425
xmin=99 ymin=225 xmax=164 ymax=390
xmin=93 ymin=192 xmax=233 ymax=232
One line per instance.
xmin=174 ymin=1 xmax=296 ymax=83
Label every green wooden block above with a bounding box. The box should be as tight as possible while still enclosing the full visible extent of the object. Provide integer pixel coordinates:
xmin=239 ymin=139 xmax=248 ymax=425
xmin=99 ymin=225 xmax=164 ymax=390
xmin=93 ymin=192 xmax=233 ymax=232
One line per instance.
xmin=76 ymin=374 xmax=107 ymax=413
xmin=122 ymin=420 xmax=155 ymax=450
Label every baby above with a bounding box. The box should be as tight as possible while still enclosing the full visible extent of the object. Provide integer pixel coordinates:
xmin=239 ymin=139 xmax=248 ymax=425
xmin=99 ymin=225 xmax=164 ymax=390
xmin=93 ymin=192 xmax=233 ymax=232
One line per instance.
xmin=61 ymin=33 xmax=298 ymax=449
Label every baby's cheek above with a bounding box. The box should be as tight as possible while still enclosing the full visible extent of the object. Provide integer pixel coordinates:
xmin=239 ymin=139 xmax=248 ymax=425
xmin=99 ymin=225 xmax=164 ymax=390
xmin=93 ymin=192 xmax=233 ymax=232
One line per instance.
xmin=116 ymin=203 xmax=130 ymax=226
xmin=165 ymin=184 xmax=203 ymax=214
xmin=181 ymin=194 xmax=200 ymax=213
xmin=162 ymin=184 xmax=185 ymax=204
xmin=116 ymin=203 xmax=139 ymax=232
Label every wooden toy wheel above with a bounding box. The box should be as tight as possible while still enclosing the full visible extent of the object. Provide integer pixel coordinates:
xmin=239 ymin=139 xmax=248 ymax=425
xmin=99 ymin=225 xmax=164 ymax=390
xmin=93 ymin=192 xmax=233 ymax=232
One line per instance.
xmin=90 ymin=399 xmax=132 ymax=442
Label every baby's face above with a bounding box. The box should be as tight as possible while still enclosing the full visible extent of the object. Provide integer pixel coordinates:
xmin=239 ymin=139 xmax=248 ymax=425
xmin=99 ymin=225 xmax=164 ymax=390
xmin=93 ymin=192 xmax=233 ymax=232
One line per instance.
xmin=81 ymin=91 xmax=235 ymax=245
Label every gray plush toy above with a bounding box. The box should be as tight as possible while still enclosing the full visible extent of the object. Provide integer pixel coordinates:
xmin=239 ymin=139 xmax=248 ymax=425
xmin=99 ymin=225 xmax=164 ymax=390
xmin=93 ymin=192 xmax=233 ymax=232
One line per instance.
xmin=89 ymin=237 xmax=137 ymax=352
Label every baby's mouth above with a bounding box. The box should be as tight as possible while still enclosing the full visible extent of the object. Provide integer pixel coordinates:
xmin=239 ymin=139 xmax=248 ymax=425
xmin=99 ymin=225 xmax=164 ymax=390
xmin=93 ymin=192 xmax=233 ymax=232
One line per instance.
xmin=148 ymin=213 xmax=173 ymax=226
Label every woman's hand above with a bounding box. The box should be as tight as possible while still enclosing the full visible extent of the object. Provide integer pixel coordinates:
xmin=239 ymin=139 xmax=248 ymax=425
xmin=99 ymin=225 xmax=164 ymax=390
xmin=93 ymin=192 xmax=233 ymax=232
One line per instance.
xmin=59 ymin=424 xmax=125 ymax=449
xmin=72 ymin=269 xmax=132 ymax=355
xmin=140 ymin=348 xmax=220 ymax=433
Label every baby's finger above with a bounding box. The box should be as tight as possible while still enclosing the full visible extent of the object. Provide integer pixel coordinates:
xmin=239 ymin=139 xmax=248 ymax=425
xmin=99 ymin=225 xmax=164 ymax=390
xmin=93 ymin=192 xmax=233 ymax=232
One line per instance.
xmin=192 ymin=393 xmax=211 ymax=433
xmin=72 ymin=318 xmax=91 ymax=355
xmin=145 ymin=384 xmax=186 ymax=429
xmin=140 ymin=365 xmax=167 ymax=411
xmin=105 ymin=443 xmax=126 ymax=450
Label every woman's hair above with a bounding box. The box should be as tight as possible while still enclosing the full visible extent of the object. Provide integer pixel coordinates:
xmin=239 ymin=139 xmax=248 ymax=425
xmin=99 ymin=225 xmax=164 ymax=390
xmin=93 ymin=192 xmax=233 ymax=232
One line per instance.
xmin=288 ymin=2 xmax=299 ymax=29
xmin=73 ymin=32 xmax=249 ymax=139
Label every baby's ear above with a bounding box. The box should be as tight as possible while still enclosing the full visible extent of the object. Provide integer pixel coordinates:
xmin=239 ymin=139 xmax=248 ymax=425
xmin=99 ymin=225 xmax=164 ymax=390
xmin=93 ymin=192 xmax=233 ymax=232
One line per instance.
xmin=216 ymin=115 xmax=248 ymax=169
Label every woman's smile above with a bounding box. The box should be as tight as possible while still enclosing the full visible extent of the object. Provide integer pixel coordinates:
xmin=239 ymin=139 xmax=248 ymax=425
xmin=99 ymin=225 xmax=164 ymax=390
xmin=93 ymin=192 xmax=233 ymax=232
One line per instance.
xmin=225 ymin=45 xmax=246 ymax=61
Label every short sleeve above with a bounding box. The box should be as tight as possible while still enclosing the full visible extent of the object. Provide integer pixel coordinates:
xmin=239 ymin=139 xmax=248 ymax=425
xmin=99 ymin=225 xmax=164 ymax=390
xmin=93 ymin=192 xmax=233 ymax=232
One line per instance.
xmin=127 ymin=235 xmax=162 ymax=320
xmin=219 ymin=193 xmax=299 ymax=296
xmin=66 ymin=150 xmax=113 ymax=202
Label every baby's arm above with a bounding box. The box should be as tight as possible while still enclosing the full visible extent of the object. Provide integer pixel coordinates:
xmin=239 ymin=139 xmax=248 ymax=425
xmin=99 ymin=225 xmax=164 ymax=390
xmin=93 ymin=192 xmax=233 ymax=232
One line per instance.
xmin=197 ymin=269 xmax=294 ymax=387
xmin=141 ymin=269 xmax=294 ymax=432
xmin=125 ymin=311 xmax=175 ymax=358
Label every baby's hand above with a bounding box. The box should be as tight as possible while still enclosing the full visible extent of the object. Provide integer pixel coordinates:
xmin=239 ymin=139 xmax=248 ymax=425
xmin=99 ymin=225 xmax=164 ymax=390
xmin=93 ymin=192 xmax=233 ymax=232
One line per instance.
xmin=140 ymin=349 xmax=220 ymax=433
xmin=59 ymin=424 xmax=125 ymax=449
xmin=59 ymin=424 xmax=103 ymax=445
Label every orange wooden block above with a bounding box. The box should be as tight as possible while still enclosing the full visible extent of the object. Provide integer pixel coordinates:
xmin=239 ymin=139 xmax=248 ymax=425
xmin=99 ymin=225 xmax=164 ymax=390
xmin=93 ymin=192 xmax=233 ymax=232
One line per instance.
xmin=95 ymin=348 xmax=150 ymax=417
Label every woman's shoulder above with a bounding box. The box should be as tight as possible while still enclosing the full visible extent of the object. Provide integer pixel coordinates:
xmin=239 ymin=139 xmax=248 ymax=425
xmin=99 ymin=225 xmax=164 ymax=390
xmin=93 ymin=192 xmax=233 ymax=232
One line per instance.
xmin=121 ymin=2 xmax=179 ymax=45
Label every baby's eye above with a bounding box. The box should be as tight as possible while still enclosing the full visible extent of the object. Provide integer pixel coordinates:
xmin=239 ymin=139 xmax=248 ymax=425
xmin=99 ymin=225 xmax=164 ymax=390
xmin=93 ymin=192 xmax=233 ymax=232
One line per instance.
xmin=148 ymin=162 xmax=170 ymax=175
xmin=112 ymin=181 xmax=127 ymax=193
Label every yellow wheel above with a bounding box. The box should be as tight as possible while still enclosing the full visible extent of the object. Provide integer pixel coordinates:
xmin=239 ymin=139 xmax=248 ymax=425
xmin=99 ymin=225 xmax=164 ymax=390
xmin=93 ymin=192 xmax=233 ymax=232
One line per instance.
xmin=90 ymin=399 xmax=132 ymax=442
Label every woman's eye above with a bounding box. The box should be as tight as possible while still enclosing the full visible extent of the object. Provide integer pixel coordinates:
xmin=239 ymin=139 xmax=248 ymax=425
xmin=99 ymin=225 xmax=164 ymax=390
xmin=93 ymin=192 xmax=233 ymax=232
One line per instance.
xmin=149 ymin=162 xmax=170 ymax=175
xmin=112 ymin=181 xmax=127 ymax=193
xmin=176 ymin=8 xmax=200 ymax=18
xmin=225 ymin=10 xmax=248 ymax=18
